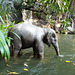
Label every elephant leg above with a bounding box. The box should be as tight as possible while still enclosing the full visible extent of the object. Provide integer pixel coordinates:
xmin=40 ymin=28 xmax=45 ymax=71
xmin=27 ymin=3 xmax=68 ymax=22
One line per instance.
xmin=36 ymin=40 xmax=44 ymax=59
xmin=12 ymin=37 xmax=22 ymax=58
xmin=33 ymin=46 xmax=37 ymax=57
xmin=13 ymin=44 xmax=22 ymax=58
xmin=13 ymin=50 xmax=19 ymax=58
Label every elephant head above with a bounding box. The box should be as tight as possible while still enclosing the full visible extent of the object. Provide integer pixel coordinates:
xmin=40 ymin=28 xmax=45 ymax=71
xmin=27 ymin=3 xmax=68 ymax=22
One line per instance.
xmin=43 ymin=28 xmax=60 ymax=56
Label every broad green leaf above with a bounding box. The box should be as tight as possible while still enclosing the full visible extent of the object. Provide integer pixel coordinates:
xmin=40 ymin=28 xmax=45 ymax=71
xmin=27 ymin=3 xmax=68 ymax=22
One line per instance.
xmin=0 ymin=30 xmax=6 ymax=44
xmin=5 ymin=37 xmax=13 ymax=47
xmin=0 ymin=30 xmax=10 ymax=59
xmin=10 ymin=31 xmax=21 ymax=40
xmin=12 ymin=21 xmax=15 ymax=25
xmin=0 ymin=0 xmax=4 ymax=9
xmin=4 ymin=42 xmax=10 ymax=59
xmin=0 ymin=42 xmax=4 ymax=57
xmin=0 ymin=15 xmax=5 ymax=25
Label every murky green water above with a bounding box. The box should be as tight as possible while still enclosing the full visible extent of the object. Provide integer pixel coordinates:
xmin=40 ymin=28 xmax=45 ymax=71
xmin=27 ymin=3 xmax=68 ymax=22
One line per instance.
xmin=0 ymin=34 xmax=75 ymax=75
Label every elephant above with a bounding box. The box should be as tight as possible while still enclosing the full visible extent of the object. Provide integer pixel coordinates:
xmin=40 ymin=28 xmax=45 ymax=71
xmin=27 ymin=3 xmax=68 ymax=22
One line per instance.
xmin=8 ymin=22 xmax=60 ymax=59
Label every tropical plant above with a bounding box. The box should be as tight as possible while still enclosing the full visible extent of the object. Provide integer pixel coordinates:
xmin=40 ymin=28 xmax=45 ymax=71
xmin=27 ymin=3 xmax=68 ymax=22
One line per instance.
xmin=0 ymin=16 xmax=10 ymax=59
xmin=60 ymin=19 xmax=69 ymax=33
xmin=19 ymin=0 xmax=71 ymax=18
xmin=0 ymin=16 xmax=15 ymax=59
xmin=0 ymin=0 xmax=15 ymax=59
xmin=0 ymin=0 xmax=12 ymax=25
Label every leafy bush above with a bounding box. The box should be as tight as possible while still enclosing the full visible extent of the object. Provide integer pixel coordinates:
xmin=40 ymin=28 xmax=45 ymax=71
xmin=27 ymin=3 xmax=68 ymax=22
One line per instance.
xmin=0 ymin=16 xmax=11 ymax=59
xmin=0 ymin=0 xmax=12 ymax=24
xmin=0 ymin=0 xmax=14 ymax=59
xmin=0 ymin=30 xmax=10 ymax=59
xmin=60 ymin=19 xmax=69 ymax=33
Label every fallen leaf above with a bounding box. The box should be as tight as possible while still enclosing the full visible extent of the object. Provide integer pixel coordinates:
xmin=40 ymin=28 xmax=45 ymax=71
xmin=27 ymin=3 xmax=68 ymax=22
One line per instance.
xmin=24 ymin=68 xmax=28 ymax=71
xmin=6 ymin=64 xmax=12 ymax=68
xmin=7 ymin=70 xmax=19 ymax=74
xmin=60 ymin=59 xmax=62 ymax=61
xmin=65 ymin=61 xmax=70 ymax=63
xmin=8 ymin=72 xmax=19 ymax=74
xmin=72 ymin=63 xmax=75 ymax=65
xmin=7 ymin=70 xmax=10 ymax=73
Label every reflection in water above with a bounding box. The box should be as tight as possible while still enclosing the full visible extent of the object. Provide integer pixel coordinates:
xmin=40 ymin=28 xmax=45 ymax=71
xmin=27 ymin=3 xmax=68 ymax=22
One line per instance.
xmin=0 ymin=34 xmax=75 ymax=75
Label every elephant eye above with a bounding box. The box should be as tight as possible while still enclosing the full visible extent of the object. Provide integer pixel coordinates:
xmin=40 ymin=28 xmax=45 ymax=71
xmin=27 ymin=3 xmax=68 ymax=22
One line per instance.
xmin=52 ymin=33 xmax=55 ymax=38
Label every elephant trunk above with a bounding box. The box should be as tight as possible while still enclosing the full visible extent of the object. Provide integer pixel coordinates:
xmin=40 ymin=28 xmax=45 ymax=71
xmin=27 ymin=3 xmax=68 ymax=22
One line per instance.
xmin=54 ymin=45 xmax=60 ymax=56
xmin=52 ymin=42 xmax=60 ymax=56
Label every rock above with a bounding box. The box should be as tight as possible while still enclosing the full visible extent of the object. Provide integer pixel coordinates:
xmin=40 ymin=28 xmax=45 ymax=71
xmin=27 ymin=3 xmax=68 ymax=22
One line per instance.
xmin=67 ymin=26 xmax=75 ymax=34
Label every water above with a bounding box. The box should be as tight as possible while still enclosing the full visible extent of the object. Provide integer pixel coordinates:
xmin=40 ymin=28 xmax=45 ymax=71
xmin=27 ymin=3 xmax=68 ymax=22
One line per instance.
xmin=0 ymin=34 xmax=75 ymax=75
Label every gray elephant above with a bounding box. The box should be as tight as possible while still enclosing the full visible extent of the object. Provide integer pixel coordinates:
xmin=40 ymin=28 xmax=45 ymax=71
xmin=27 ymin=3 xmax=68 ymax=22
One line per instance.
xmin=8 ymin=22 xmax=60 ymax=59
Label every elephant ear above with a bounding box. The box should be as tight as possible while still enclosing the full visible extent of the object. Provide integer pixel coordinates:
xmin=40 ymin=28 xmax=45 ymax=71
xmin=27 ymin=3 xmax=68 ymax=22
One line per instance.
xmin=46 ymin=32 xmax=51 ymax=46
xmin=47 ymin=32 xmax=51 ymax=40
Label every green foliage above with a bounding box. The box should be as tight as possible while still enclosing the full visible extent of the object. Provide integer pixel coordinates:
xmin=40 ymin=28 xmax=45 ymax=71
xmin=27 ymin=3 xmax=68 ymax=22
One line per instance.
xmin=0 ymin=0 xmax=20 ymax=59
xmin=19 ymin=0 xmax=71 ymax=20
xmin=60 ymin=19 xmax=69 ymax=32
xmin=22 ymin=0 xmax=70 ymax=14
xmin=0 ymin=16 xmax=11 ymax=59
xmin=0 ymin=0 xmax=12 ymax=24
xmin=38 ymin=0 xmax=70 ymax=15
xmin=0 ymin=0 xmax=15 ymax=59
xmin=10 ymin=31 xmax=21 ymax=40
xmin=0 ymin=30 xmax=10 ymax=59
